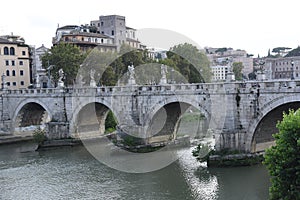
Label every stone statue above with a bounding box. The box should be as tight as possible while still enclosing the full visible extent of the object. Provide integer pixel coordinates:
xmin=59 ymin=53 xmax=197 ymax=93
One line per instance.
xmin=226 ymin=57 xmax=235 ymax=82
xmin=161 ymin=64 xmax=167 ymax=78
xmin=160 ymin=64 xmax=168 ymax=84
xmin=57 ymin=68 xmax=65 ymax=88
xmin=58 ymin=69 xmax=64 ymax=82
xmin=35 ymin=74 xmax=40 ymax=88
xmin=128 ymin=64 xmax=135 ymax=79
xmin=90 ymin=69 xmax=95 ymax=82
xmin=90 ymin=69 xmax=96 ymax=87
xmin=127 ymin=64 xmax=136 ymax=85
xmin=78 ymin=74 xmax=85 ymax=87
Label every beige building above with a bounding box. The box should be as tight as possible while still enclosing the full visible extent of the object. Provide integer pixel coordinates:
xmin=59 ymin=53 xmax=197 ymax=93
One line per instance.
xmin=0 ymin=35 xmax=31 ymax=89
xmin=52 ymin=25 xmax=116 ymax=52
xmin=265 ymin=56 xmax=300 ymax=80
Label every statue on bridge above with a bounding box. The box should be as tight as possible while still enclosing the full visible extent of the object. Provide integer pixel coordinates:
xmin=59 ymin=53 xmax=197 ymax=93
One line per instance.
xmin=57 ymin=68 xmax=64 ymax=88
xmin=90 ymin=68 xmax=97 ymax=87
xmin=35 ymin=74 xmax=40 ymax=88
xmin=127 ymin=64 xmax=136 ymax=85
xmin=226 ymin=57 xmax=235 ymax=82
xmin=159 ymin=64 xmax=168 ymax=85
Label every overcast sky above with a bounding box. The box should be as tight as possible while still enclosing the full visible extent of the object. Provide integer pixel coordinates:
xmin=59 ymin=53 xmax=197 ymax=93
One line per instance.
xmin=1 ymin=0 xmax=299 ymax=57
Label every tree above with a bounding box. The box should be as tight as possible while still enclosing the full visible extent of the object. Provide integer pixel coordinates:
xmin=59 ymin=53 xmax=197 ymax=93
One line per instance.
xmin=215 ymin=47 xmax=228 ymax=54
xmin=167 ymin=43 xmax=212 ymax=82
xmin=232 ymin=62 xmax=243 ymax=81
xmin=285 ymin=46 xmax=300 ymax=57
xmin=42 ymin=43 xmax=87 ymax=86
xmin=272 ymin=47 xmax=292 ymax=57
xmin=105 ymin=110 xmax=117 ymax=133
xmin=263 ymin=109 xmax=300 ymax=200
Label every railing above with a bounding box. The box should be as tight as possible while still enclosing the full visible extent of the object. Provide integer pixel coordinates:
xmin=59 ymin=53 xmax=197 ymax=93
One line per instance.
xmin=2 ymin=80 xmax=300 ymax=96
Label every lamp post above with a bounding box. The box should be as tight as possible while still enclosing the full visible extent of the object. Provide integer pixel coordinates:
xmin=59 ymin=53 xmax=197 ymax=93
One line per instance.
xmin=171 ymin=68 xmax=174 ymax=84
xmin=1 ymin=73 xmax=6 ymax=90
xmin=291 ymin=60 xmax=295 ymax=80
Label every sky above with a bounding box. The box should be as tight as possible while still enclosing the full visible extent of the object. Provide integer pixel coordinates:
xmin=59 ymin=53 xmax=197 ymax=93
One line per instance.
xmin=1 ymin=0 xmax=300 ymax=57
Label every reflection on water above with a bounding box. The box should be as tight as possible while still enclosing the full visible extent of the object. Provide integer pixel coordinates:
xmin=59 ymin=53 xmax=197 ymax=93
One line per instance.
xmin=0 ymin=142 xmax=270 ymax=200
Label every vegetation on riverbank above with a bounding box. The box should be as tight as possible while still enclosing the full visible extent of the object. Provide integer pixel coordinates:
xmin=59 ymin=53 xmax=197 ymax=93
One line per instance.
xmin=105 ymin=111 xmax=117 ymax=134
xmin=263 ymin=109 xmax=300 ymax=200
xmin=32 ymin=127 xmax=46 ymax=145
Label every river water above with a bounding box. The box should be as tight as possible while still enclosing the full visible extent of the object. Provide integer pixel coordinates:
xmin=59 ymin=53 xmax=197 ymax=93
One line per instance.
xmin=0 ymin=141 xmax=270 ymax=200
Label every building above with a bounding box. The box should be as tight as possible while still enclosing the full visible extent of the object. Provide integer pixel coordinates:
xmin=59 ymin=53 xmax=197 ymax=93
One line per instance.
xmin=211 ymin=65 xmax=228 ymax=81
xmin=91 ymin=15 xmax=144 ymax=50
xmin=31 ymin=44 xmax=49 ymax=88
xmin=52 ymin=25 xmax=116 ymax=52
xmin=0 ymin=35 xmax=31 ymax=89
xmin=205 ymin=47 xmax=253 ymax=78
xmin=265 ymin=56 xmax=300 ymax=80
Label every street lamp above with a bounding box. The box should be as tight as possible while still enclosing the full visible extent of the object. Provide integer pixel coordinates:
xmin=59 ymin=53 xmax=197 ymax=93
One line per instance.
xmin=171 ymin=68 xmax=174 ymax=84
xmin=1 ymin=73 xmax=6 ymax=90
xmin=291 ymin=60 xmax=294 ymax=80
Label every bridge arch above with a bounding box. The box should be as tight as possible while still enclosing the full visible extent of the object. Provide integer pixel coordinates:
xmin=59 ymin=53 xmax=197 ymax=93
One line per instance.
xmin=145 ymin=96 xmax=211 ymax=143
xmin=69 ymin=98 xmax=119 ymax=138
xmin=246 ymin=95 xmax=300 ymax=152
xmin=12 ymin=99 xmax=52 ymax=134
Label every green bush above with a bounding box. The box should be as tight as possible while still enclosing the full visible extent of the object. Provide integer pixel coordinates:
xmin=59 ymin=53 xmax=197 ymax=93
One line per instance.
xmin=263 ymin=109 xmax=300 ymax=200
xmin=33 ymin=127 xmax=46 ymax=145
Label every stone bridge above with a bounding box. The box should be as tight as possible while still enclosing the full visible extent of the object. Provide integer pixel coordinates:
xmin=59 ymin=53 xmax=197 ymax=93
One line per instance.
xmin=1 ymin=80 xmax=300 ymax=153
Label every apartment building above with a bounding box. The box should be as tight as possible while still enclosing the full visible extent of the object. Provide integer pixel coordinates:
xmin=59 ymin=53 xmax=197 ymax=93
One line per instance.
xmin=0 ymin=35 xmax=31 ymax=89
xmin=265 ymin=56 xmax=300 ymax=80
xmin=206 ymin=47 xmax=253 ymax=79
xmin=52 ymin=25 xmax=116 ymax=52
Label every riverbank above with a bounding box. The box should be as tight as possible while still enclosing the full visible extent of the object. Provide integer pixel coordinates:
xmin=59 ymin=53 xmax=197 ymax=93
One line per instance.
xmin=208 ymin=153 xmax=264 ymax=167
xmin=0 ymin=133 xmax=33 ymax=145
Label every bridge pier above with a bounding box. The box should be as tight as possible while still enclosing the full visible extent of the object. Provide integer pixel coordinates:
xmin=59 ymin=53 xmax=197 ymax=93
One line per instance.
xmin=45 ymin=122 xmax=70 ymax=140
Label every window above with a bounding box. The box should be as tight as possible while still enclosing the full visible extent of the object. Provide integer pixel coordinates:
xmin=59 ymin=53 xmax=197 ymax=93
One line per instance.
xmin=19 ymin=61 xmax=23 ymax=66
xmin=6 ymin=82 xmax=10 ymax=86
xmin=20 ymin=81 xmax=24 ymax=86
xmin=20 ymin=70 xmax=24 ymax=76
xmin=6 ymin=70 xmax=9 ymax=76
xmin=101 ymin=21 xmax=104 ymax=26
xmin=101 ymin=31 xmax=104 ymax=34
xmin=111 ymin=30 xmax=114 ymax=36
xmin=97 ymin=23 xmax=100 ymax=27
xmin=11 ymin=61 xmax=15 ymax=66
xmin=12 ymin=82 xmax=16 ymax=86
xmin=12 ymin=70 xmax=16 ymax=76
xmin=4 ymin=47 xmax=9 ymax=55
xmin=5 ymin=60 xmax=9 ymax=66
xmin=10 ymin=47 xmax=15 ymax=55
xmin=101 ymin=39 xmax=104 ymax=43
